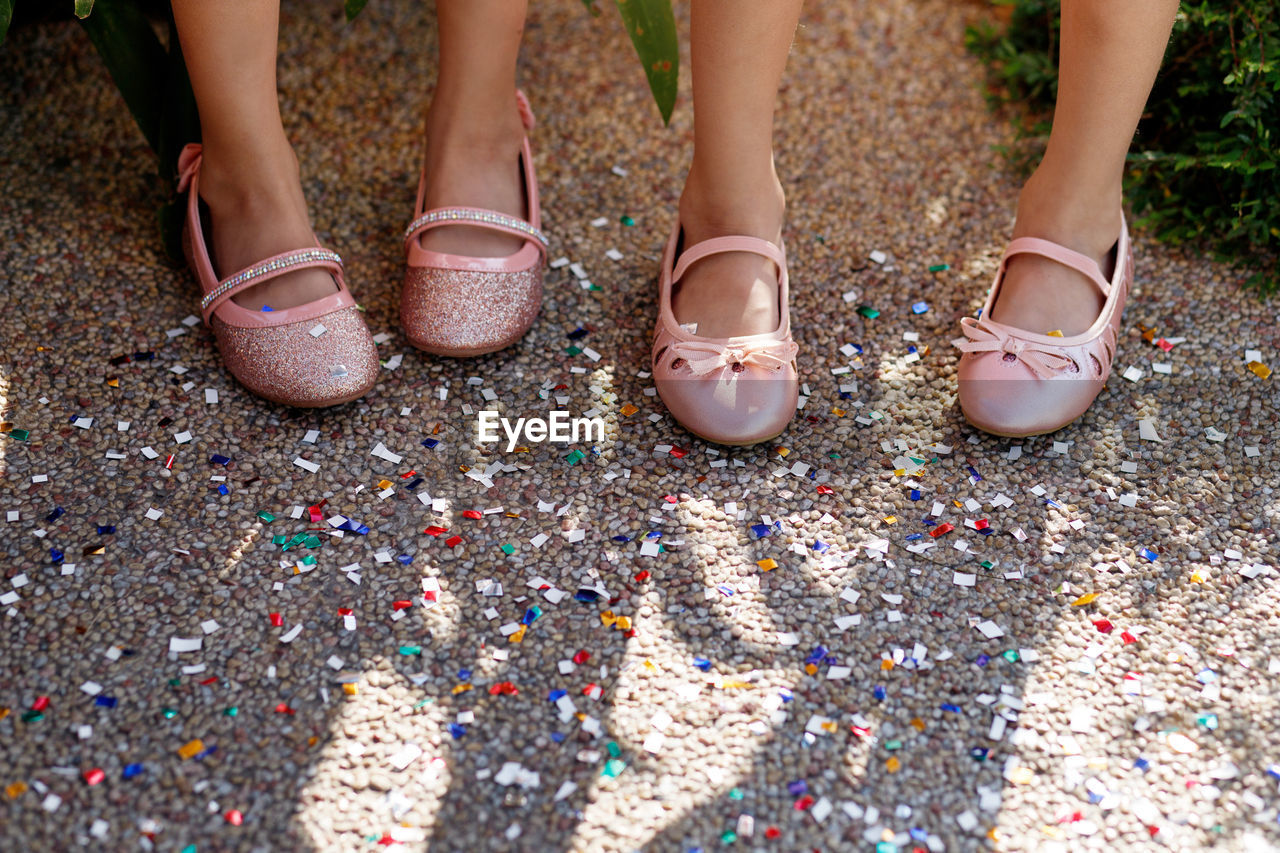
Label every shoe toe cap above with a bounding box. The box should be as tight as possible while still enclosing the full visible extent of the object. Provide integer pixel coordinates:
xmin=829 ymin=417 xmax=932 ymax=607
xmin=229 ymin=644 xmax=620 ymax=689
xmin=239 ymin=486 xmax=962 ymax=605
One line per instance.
xmin=657 ymin=372 xmax=798 ymax=446
xmin=213 ymin=307 xmax=379 ymax=407
xmin=957 ymin=353 xmax=1102 ymax=436
xmin=401 ymin=267 xmax=542 ymax=356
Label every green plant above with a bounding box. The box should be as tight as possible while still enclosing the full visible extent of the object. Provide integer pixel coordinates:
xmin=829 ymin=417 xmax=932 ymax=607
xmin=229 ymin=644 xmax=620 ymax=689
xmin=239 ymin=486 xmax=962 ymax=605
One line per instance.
xmin=966 ymin=0 xmax=1278 ymax=297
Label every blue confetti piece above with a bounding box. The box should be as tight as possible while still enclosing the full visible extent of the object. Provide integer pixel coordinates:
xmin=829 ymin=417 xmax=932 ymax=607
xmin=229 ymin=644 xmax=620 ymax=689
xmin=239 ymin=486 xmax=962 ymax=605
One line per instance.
xmin=905 ymin=533 xmax=923 ymax=541
xmin=448 ymin=723 xmax=466 ymax=739
xmin=421 ymin=438 xmax=440 ymax=449
xmin=574 ymin=588 xmax=600 ymax=602
xmin=787 ymin=779 xmax=808 ymax=795
xmin=749 ymin=524 xmax=772 ymax=539
xmin=567 ymin=326 xmax=590 ymax=340
xmin=46 ymin=506 xmax=65 ymax=522
xmin=261 ymin=305 xmax=273 ymax=312
xmin=209 ymin=454 xmax=231 ymax=465
xmin=692 ymin=657 xmax=712 ymax=672
xmin=974 ymin=654 xmax=990 ymax=667
xmin=1139 ymin=548 xmax=1159 ymax=562
xmin=778 ymin=688 xmax=793 ymax=703
xmin=611 ymin=535 xmax=632 ymax=543
xmin=907 ymin=345 xmax=918 ymax=354
xmin=97 ymin=525 xmax=115 ymax=535
xmin=873 ymin=685 xmax=887 ymax=701
xmin=550 ymin=731 xmax=566 ymax=743
xmin=548 ymin=689 xmax=567 ymax=702
xmin=805 ymin=646 xmax=829 ymax=666
xmin=911 ymin=302 xmax=929 ymax=314
xmin=812 ymin=540 xmax=830 ymax=553
xmin=217 ymin=484 xmax=229 ymax=496
xmin=522 ymin=606 xmax=542 ymax=625
xmin=941 ymin=703 xmax=962 ymax=713
xmin=121 ymin=763 xmax=145 ymax=779
xmin=646 ymin=531 xmax=662 ymax=539
xmin=1134 ymin=757 xmax=1151 ymax=771
xmin=967 ymin=466 xmax=982 ymax=482
xmin=457 ymin=669 xmax=472 ymax=681
xmin=396 ymin=554 xmax=413 ymax=565
xmin=407 ymin=477 xmax=424 ymax=490
xmin=50 ymin=548 xmax=64 ymax=563
xmin=95 ymin=695 xmax=117 ymax=708
xmin=909 ymin=489 xmax=921 ymax=501
xmin=716 ymin=584 xmax=734 ymax=597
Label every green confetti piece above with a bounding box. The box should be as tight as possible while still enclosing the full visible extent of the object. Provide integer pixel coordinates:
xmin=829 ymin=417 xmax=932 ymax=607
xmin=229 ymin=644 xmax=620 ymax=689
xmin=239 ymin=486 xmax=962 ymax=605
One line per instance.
xmin=257 ymin=511 xmax=276 ymax=523
xmin=21 ymin=710 xmax=42 ymax=723
xmin=620 ymin=215 xmax=635 ymax=226
xmin=500 ymin=543 xmax=515 ymax=555
xmin=588 ymin=283 xmax=603 ymax=292
xmin=302 ymin=536 xmax=322 ymax=549
xmin=601 ymin=758 xmax=627 ymax=778
xmin=980 ymin=560 xmax=994 ymax=570
xmin=566 ymin=345 xmax=583 ymax=356
xmin=299 ymin=555 xmax=318 ymax=566
xmin=399 ymin=646 xmax=422 ymax=656
xmin=223 ymin=706 xmax=238 ymax=717
xmin=728 ymin=788 xmax=744 ymax=800
xmin=1001 ymin=649 xmax=1020 ymax=663
xmin=162 ymin=708 xmax=178 ymax=719
xmin=413 ymin=698 xmax=434 ymax=709
xmin=857 ymin=305 xmax=881 ymax=319
xmin=565 ymin=449 xmax=585 ymax=465
xmin=928 ymin=263 xmax=950 ymax=272
xmin=179 ymin=845 xmax=197 ymax=853
xmin=885 ymin=739 xmax=903 ymax=751
xmin=8 ymin=429 xmax=29 ymax=441
xmin=720 ymin=830 xmax=738 ymax=843
xmin=272 ymin=534 xmax=286 ymax=545
xmin=168 ymin=678 xmax=181 ymax=687
xmin=607 ymin=741 xmax=622 ymax=758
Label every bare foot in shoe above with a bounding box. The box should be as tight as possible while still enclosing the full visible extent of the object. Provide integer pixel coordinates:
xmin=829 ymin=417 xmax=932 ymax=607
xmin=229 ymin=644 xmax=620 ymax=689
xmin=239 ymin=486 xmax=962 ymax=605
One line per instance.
xmin=989 ymin=181 xmax=1122 ymax=337
xmin=671 ymin=172 xmax=786 ymax=340
xmin=196 ymin=140 xmax=338 ymax=312
xmin=417 ymin=94 xmax=528 ymax=259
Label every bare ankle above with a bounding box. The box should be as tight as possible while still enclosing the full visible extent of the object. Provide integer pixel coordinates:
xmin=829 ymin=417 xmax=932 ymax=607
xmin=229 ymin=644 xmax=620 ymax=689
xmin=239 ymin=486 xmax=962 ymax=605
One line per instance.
xmin=679 ymin=168 xmax=786 ymax=243
xmin=1013 ymin=171 xmax=1123 ymax=259
xmin=196 ymin=139 xmax=306 ymax=222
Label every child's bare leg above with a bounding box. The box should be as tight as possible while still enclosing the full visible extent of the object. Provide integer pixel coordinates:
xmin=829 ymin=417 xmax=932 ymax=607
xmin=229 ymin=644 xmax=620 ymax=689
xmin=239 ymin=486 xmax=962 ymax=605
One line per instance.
xmin=419 ymin=0 xmax=530 ymax=258
xmin=991 ymin=0 xmax=1180 ymax=335
xmin=172 ymin=0 xmax=334 ymax=310
xmin=673 ymin=0 xmax=804 ymax=340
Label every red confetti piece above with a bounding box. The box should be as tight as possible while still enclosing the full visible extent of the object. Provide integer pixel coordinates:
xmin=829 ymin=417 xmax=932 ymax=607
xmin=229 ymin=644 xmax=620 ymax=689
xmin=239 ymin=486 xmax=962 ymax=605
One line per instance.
xmin=274 ymin=703 xmax=295 ymax=715
xmin=1157 ymin=338 xmax=1174 ymax=352
xmin=462 ymin=510 xmax=483 ymax=520
xmin=444 ymin=535 xmax=462 ymax=548
xmin=83 ymin=768 xmax=105 ymax=786
xmin=164 ymin=454 xmax=175 ymax=470
xmin=668 ymin=447 xmax=687 ymax=458
xmin=816 ymin=485 xmax=834 ymax=494
xmin=488 ymin=682 xmax=519 ymax=695
xmin=633 ymin=570 xmax=650 ymax=582
xmin=572 ymin=650 xmax=590 ymax=665
xmin=928 ymin=523 xmax=955 ymax=538
xmin=392 ymin=600 xmax=413 ymax=611
xmin=199 ymin=677 xmax=218 ymax=686
xmin=269 ymin=613 xmax=283 ymax=627
xmin=1093 ymin=619 xmax=1114 ymax=633
xmin=400 ymin=470 xmax=417 ymax=478
xmin=1121 ymin=631 xmax=1138 ymax=644
xmin=793 ymin=794 xmax=815 ymax=811
xmin=582 ymin=683 xmax=600 ymax=696
xmin=422 ymin=590 xmax=438 ymax=603
xmin=32 ymin=696 xmax=49 ymax=711
xmin=337 ymin=607 xmax=353 ymax=615
xmin=764 ymin=826 xmax=781 ymax=839
xmin=973 ymin=518 xmax=989 ymax=530
xmin=423 ymin=526 xmax=449 ymax=537
xmin=224 ymin=809 xmax=243 ymax=826
xmin=307 ymin=504 xmax=324 ymax=523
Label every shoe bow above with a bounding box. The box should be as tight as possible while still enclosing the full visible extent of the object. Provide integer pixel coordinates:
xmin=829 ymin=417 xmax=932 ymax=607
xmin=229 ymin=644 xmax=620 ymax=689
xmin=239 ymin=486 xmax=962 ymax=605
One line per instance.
xmin=669 ymin=338 xmax=799 ymax=377
xmin=952 ymin=318 xmax=1078 ymax=379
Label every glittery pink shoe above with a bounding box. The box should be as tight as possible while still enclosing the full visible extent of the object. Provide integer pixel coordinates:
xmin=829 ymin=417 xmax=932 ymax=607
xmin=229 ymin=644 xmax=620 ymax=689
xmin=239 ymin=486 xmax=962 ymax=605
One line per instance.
xmin=652 ymin=222 xmax=800 ymax=446
xmin=177 ymin=144 xmax=379 ymax=407
xmin=401 ymin=91 xmax=548 ymax=357
xmin=953 ymin=215 xmax=1134 ymax=437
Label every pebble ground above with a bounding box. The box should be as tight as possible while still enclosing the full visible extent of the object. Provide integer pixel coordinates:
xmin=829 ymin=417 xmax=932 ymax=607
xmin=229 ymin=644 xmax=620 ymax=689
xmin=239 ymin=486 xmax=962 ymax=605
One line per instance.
xmin=2 ymin=1 xmax=1278 ymax=851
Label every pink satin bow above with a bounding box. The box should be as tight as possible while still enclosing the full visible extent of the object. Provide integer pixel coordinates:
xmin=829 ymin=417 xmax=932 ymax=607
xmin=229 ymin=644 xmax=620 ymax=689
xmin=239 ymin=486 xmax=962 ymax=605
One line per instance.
xmin=670 ymin=338 xmax=799 ymax=377
xmin=952 ymin=318 xmax=1078 ymax=379
xmin=176 ymin=143 xmax=203 ymax=194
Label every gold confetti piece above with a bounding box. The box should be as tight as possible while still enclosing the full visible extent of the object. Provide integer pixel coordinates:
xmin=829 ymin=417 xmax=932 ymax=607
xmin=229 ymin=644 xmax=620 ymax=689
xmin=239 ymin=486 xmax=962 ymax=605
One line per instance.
xmin=831 ymin=407 xmax=846 ymax=417
xmin=1008 ymin=767 xmax=1035 ymax=784
xmin=509 ymin=626 xmax=526 ymax=643
xmin=757 ymin=558 xmax=777 ymax=571
xmin=776 ymin=447 xmax=791 ymax=458
xmin=886 ymin=756 xmax=901 ymax=773
xmin=619 ymin=404 xmax=639 ymax=417
xmin=1047 ymin=329 xmax=1064 ymax=337
xmin=376 ymin=479 xmax=393 ymax=490
xmin=820 ymin=721 xmax=837 ymax=733
xmin=1247 ymin=360 xmax=1272 ymax=379
xmin=880 ymin=659 xmax=894 ymax=670
xmin=1041 ymin=826 xmax=1067 ymax=840
xmin=600 ymin=611 xmax=617 ymax=627
xmin=615 ymin=616 xmax=632 ymax=631
xmin=342 ymin=683 xmax=358 ymax=696
xmin=1071 ymin=592 xmax=1100 ymax=606
xmin=451 ymin=684 xmax=473 ymax=695
xmin=642 ymin=660 xmax=658 ymax=672
xmin=910 ymin=717 xmax=926 ymax=731
xmin=804 ymin=663 xmax=818 ymax=676
xmin=1190 ymin=570 xmax=1208 ymax=583
xmin=721 ymin=680 xmax=752 ymax=689
xmin=6 ymin=781 xmax=27 ymax=799
xmin=106 ymin=378 xmax=119 ymax=387
xmin=177 ymin=739 xmax=205 ymax=760
xmin=883 ymin=516 xmax=897 ymax=524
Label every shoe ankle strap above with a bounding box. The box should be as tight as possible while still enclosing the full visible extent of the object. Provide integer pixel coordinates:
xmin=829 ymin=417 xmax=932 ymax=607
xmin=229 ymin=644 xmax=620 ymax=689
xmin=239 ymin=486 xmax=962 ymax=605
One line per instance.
xmin=1001 ymin=237 xmax=1111 ymax=298
xmin=200 ymin=248 xmax=345 ymax=323
xmin=403 ymin=206 xmax=549 ymax=257
xmin=672 ymin=234 xmax=786 ymax=284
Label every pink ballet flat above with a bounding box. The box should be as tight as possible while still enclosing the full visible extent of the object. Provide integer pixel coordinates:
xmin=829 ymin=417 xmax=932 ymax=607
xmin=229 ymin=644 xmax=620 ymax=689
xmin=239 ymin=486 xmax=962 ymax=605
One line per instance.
xmin=651 ymin=223 xmax=800 ymax=446
xmin=953 ymin=215 xmax=1134 ymax=437
xmin=401 ymin=91 xmax=547 ymax=357
xmin=177 ymin=144 xmax=379 ymax=408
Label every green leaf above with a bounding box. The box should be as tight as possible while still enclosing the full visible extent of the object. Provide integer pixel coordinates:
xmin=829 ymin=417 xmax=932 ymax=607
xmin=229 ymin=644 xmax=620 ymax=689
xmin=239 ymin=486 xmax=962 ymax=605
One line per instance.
xmin=613 ymin=0 xmax=678 ymax=125
xmin=344 ymin=0 xmax=368 ymax=22
xmin=0 ymin=0 xmax=12 ymax=43
xmin=74 ymin=0 xmax=95 ymax=19
xmin=77 ymin=0 xmax=168 ymax=152
xmin=580 ymin=0 xmax=602 ymax=17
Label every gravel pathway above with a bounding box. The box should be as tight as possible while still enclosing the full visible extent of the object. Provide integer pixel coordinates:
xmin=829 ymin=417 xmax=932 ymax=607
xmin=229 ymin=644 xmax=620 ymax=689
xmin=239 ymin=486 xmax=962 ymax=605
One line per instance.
xmin=1 ymin=1 xmax=1277 ymax=851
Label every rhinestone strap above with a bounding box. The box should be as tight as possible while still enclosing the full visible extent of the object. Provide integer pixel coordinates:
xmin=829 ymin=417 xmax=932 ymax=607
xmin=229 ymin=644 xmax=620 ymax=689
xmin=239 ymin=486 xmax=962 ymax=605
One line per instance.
xmin=404 ymin=207 xmax=548 ymax=248
xmin=200 ymin=249 xmax=343 ymax=313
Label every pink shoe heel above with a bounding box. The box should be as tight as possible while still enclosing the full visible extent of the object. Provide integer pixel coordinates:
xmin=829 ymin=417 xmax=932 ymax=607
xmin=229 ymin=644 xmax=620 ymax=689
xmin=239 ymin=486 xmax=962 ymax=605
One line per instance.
xmin=651 ymin=222 xmax=800 ymax=446
xmin=953 ymin=214 xmax=1134 ymax=437
xmin=400 ymin=91 xmax=548 ymax=357
xmin=178 ymin=144 xmax=379 ymax=408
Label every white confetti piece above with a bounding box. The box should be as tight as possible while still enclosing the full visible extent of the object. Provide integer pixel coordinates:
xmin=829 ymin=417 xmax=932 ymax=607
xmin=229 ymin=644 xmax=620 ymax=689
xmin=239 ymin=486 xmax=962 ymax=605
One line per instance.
xmin=168 ymin=636 xmax=201 ymax=653
xmin=279 ymin=623 xmax=303 ymax=643
xmin=309 ymin=323 xmax=327 ymax=337
xmin=145 ymin=507 xmax=164 ymax=520
xmin=1138 ymin=419 xmax=1162 ymax=442
xmin=293 ymin=458 xmax=320 ymax=473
